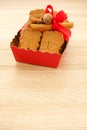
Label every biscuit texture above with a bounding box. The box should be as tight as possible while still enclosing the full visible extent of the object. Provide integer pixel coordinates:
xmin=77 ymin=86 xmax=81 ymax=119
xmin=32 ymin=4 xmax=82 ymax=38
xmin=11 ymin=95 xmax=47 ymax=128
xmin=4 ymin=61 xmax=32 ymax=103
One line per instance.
xmin=29 ymin=9 xmax=45 ymax=24
xmin=39 ymin=31 xmax=64 ymax=53
xmin=19 ymin=27 xmax=42 ymax=50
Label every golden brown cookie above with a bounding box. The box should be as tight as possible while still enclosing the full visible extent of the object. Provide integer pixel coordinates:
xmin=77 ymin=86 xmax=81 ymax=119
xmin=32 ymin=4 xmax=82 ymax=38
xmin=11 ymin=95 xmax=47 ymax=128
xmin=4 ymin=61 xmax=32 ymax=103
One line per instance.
xmin=19 ymin=27 xmax=42 ymax=50
xmin=29 ymin=9 xmax=45 ymax=24
xmin=39 ymin=31 xmax=64 ymax=53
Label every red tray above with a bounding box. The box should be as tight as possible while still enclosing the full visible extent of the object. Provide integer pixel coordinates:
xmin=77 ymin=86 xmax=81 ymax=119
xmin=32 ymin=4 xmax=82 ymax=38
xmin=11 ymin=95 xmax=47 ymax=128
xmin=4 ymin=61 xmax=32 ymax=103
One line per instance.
xmin=10 ymin=30 xmax=67 ymax=68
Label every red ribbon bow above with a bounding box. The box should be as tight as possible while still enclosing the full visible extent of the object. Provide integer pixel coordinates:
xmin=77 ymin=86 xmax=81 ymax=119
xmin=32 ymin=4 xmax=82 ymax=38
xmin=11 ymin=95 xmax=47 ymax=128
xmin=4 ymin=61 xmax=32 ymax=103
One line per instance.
xmin=45 ymin=5 xmax=71 ymax=41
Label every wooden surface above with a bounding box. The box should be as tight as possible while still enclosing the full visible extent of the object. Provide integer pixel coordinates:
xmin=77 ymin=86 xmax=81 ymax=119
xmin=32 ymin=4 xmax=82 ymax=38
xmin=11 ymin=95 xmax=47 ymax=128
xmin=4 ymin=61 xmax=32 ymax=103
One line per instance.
xmin=0 ymin=0 xmax=87 ymax=130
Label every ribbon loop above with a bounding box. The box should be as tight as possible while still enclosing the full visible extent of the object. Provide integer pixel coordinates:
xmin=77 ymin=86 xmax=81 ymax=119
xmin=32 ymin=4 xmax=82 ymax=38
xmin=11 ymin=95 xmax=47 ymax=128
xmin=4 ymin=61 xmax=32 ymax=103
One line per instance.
xmin=45 ymin=5 xmax=54 ymax=15
xmin=56 ymin=10 xmax=67 ymax=22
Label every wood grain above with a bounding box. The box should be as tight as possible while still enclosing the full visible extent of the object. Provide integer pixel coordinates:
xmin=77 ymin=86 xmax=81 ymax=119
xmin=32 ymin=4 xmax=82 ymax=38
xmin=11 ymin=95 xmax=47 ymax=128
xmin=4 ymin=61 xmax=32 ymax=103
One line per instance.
xmin=0 ymin=0 xmax=87 ymax=130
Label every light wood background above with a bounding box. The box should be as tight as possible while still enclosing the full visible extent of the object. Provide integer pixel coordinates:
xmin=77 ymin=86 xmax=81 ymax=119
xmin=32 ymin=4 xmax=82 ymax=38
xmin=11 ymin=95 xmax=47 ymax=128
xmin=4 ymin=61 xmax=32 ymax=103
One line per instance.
xmin=0 ymin=0 xmax=87 ymax=130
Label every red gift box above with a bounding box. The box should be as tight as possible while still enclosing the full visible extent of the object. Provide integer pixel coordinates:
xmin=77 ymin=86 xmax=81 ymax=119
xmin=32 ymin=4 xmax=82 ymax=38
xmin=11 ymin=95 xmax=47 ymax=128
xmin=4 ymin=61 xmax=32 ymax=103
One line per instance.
xmin=10 ymin=30 xmax=67 ymax=68
xmin=10 ymin=5 xmax=73 ymax=68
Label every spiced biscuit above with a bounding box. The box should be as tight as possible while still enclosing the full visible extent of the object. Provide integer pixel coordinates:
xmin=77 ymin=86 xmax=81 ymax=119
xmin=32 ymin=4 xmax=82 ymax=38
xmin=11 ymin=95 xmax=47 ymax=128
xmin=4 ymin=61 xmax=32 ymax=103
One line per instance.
xmin=19 ymin=27 xmax=42 ymax=50
xmin=29 ymin=9 xmax=45 ymax=24
xmin=39 ymin=31 xmax=64 ymax=53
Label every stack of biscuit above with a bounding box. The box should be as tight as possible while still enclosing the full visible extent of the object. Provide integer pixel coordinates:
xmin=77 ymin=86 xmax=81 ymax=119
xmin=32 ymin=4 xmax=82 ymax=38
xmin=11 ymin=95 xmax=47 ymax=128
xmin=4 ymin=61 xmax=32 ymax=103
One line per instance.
xmin=18 ymin=8 xmax=73 ymax=53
